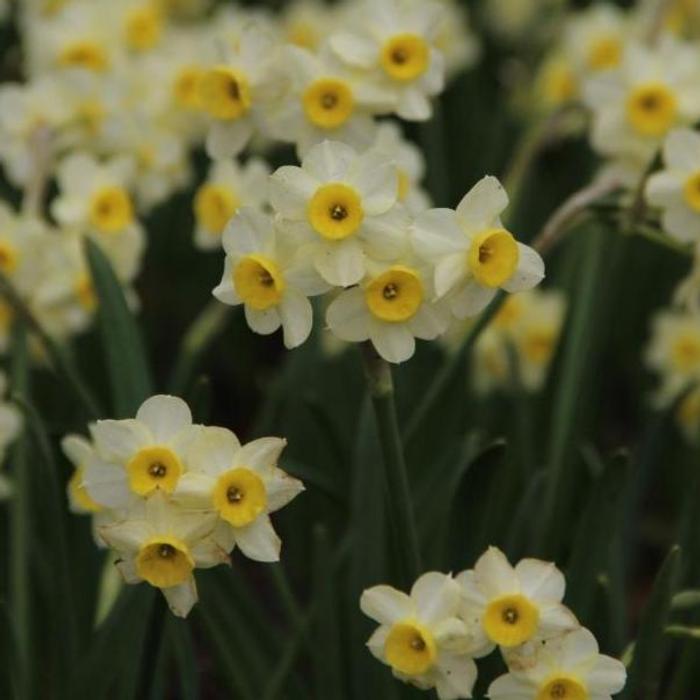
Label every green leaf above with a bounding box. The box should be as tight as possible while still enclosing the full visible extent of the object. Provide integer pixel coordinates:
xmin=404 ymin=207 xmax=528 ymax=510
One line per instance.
xmin=85 ymin=238 xmax=153 ymax=417
xmin=672 ymin=590 xmax=700 ymax=611
xmin=622 ymin=545 xmax=682 ymax=700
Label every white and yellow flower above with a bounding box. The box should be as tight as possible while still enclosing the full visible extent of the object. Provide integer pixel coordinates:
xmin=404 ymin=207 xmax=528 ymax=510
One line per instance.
xmin=361 ymin=572 xmax=491 ymax=699
xmin=213 ymin=208 xmax=329 ymax=349
xmin=488 ymin=627 xmax=626 ymax=699
xmin=85 ymin=395 xmax=201 ymax=509
xmin=326 ymin=257 xmax=448 ymax=364
xmin=194 ymin=157 xmax=270 ymax=250
xmin=412 ymin=176 xmax=545 ymax=319
xmin=269 ymin=140 xmax=407 ymax=287
xmin=268 ymin=45 xmax=390 ymax=157
xmin=51 ymin=152 xmax=145 ymax=282
xmin=173 ymin=427 xmax=303 ymax=562
xmin=456 ymin=547 xmax=578 ymax=652
xmin=99 ymin=491 xmax=225 ymax=617
xmin=646 ymin=128 xmax=700 ymax=243
xmin=583 ymin=36 xmax=700 ymax=169
xmin=197 ymin=23 xmax=280 ymax=159
xmin=280 ymin=0 xmax=338 ymax=51
xmin=329 ymin=0 xmax=446 ymax=121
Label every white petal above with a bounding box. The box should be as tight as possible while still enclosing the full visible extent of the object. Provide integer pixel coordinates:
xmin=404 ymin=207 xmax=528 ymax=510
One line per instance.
xmin=184 ymin=426 xmax=240 ymax=476
xmin=586 ymin=655 xmax=627 ymax=694
xmin=397 ymin=89 xmax=431 ymax=121
xmin=664 ymin=128 xmax=700 ymax=171
xmin=61 ymin=434 xmax=93 ymax=466
xmin=172 ymin=472 xmax=215 ymax=509
xmin=213 ymin=258 xmax=241 ymax=306
xmin=456 ymin=176 xmax=509 ymax=233
xmin=435 ymin=654 xmax=477 ymax=700
xmin=348 ymin=151 xmax=397 ymax=215
xmin=370 ymin=322 xmax=416 ymax=364
xmin=367 ymin=625 xmax=390 ymax=661
xmin=190 ymin=538 xmax=231 ymax=569
xmin=646 ymin=171 xmax=683 ymax=208
xmin=487 ymin=673 xmax=534 ymax=699
xmin=235 ymin=436 xmax=286 ymax=472
xmin=279 ymin=291 xmax=313 ymax=349
xmin=329 ymin=32 xmax=377 ymax=69
xmin=162 ymin=577 xmax=198 ymax=618
xmin=83 ymin=460 xmax=133 ymax=509
xmin=432 ymin=618 xmax=471 ymax=652
xmin=474 ymin=546 xmax=519 ymax=596
xmin=502 ymin=244 xmax=545 ymax=293
xmin=136 ymin=395 xmax=192 ymax=442
xmin=408 ymin=303 xmax=449 ymax=340
xmin=90 ymin=419 xmax=150 ymax=462
xmin=434 ymin=253 xmax=467 ymax=298
xmin=99 ymin=518 xmax=149 ymax=553
xmin=360 ymin=585 xmax=414 ymax=625
xmin=448 ymin=281 xmax=496 ymax=319
xmin=662 ymin=205 xmax=700 ymax=243
xmin=538 ymin=603 xmax=579 ymax=639
xmin=269 ymin=165 xmax=318 ymax=220
xmin=206 ymin=120 xmax=252 ymax=160
xmin=266 ymin=468 xmax=305 ymax=512
xmin=234 ymin=514 xmax=281 ymax=562
xmin=326 ymin=288 xmax=370 ymax=342
xmin=314 ymin=238 xmax=365 ymax=287
xmin=412 ymin=208 xmax=465 ymax=259
xmin=412 ymin=572 xmax=461 ymax=624
xmin=361 ymin=206 xmax=410 ymax=260
xmin=515 ymin=559 xmax=566 ymax=603
xmin=244 ymin=305 xmax=282 ymax=335
xmin=116 ymin=557 xmax=141 ymax=584
xmin=303 ymin=140 xmax=356 ymax=182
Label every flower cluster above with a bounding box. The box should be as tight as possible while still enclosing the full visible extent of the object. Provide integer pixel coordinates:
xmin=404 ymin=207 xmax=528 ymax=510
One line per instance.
xmin=214 ymin=144 xmax=545 ymax=363
xmin=361 ymin=546 xmax=626 ymax=699
xmin=62 ymin=394 xmax=303 ymax=617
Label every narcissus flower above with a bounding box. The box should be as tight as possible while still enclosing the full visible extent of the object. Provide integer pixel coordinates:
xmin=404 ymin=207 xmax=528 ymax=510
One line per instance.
xmin=326 ymin=258 xmax=449 ymax=363
xmin=212 ymin=208 xmax=329 ymax=349
xmin=412 ymin=176 xmax=544 ymax=318
xmin=457 ymin=547 xmax=578 ymax=652
xmin=173 ymin=427 xmax=303 ymax=562
xmin=269 ymin=140 xmax=407 ymax=287
xmin=583 ymin=36 xmax=700 ymax=168
xmin=646 ymin=128 xmax=700 ymax=243
xmin=361 ymin=572 xmax=491 ymax=699
xmin=193 ymin=157 xmax=270 ymax=250
xmin=330 ymin=0 xmax=446 ymax=121
xmin=488 ymin=627 xmax=626 ymax=699
xmin=99 ymin=491 xmax=226 ymax=617
xmin=86 ymin=395 xmax=201 ymax=509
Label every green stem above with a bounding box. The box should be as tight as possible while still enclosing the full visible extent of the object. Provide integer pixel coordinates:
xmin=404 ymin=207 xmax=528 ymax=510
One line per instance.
xmin=136 ymin=594 xmax=167 ymax=700
xmin=361 ymin=344 xmax=421 ymax=585
xmin=404 ymin=291 xmax=506 ymax=446
xmin=9 ymin=321 xmax=30 ymax=698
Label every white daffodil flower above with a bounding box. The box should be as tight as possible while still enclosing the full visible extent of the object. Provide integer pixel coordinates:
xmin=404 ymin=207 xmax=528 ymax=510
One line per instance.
xmin=329 ymin=0 xmax=446 ymax=121
xmin=173 ymin=427 xmax=303 ymax=562
xmin=212 ymin=208 xmax=329 ymax=349
xmin=280 ymin=0 xmax=338 ymax=52
xmin=198 ymin=24 xmax=281 ymax=159
xmin=269 ymin=140 xmax=408 ymax=287
xmin=369 ymin=121 xmax=431 ymax=214
xmin=488 ymin=627 xmax=626 ymax=699
xmin=646 ymin=128 xmax=700 ymax=243
xmin=456 ymin=547 xmax=579 ymax=652
xmin=193 ymin=157 xmax=270 ymax=250
xmin=583 ymin=36 xmax=700 ymax=168
xmin=412 ymin=176 xmax=545 ymax=319
xmin=326 ymin=258 xmax=449 ymax=364
xmin=361 ymin=572 xmax=491 ymax=699
xmin=99 ymin=491 xmax=226 ymax=618
xmin=268 ymin=44 xmax=391 ymax=157
xmin=86 ymin=395 xmax=202 ymax=509
xmin=51 ymin=152 xmax=145 ymax=282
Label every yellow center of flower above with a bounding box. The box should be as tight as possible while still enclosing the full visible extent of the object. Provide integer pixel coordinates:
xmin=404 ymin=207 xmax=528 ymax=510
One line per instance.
xmin=75 ymin=274 xmax=97 ymax=311
xmin=198 ymin=66 xmax=251 ymax=120
xmin=541 ymin=62 xmax=578 ymax=106
xmin=287 ymin=22 xmax=319 ymax=50
xmin=126 ymin=446 xmax=183 ymax=497
xmin=380 ymin=34 xmax=430 ymax=82
xmin=482 ymin=593 xmax=540 ymax=647
xmin=587 ymin=36 xmax=622 ymax=71
xmin=683 ymin=171 xmax=700 ymax=212
xmin=384 ymin=620 xmax=437 ymax=675
xmin=493 ymin=295 xmax=524 ymax=329
xmin=0 ymin=300 xmax=13 ymax=331
xmin=125 ymin=6 xmax=163 ymax=51
xmin=77 ymin=100 xmax=105 ymax=135
xmin=136 ymin=536 xmax=194 ymax=588
xmin=58 ymin=41 xmax=109 ymax=72
xmin=194 ymin=183 xmax=240 ymax=235
xmin=212 ymin=467 xmax=267 ymax=527
xmin=537 ymin=676 xmax=589 ymax=700
xmin=233 ymin=254 xmax=285 ymax=310
xmin=0 ymin=238 xmax=19 ymax=275
xmin=397 ymin=169 xmax=410 ymax=201
xmin=522 ymin=328 xmax=556 ymax=364
xmin=307 ymin=183 xmax=364 ymax=240
xmin=626 ymin=83 xmax=678 ymax=137
xmin=678 ymin=389 xmax=700 ymax=426
xmin=173 ymin=66 xmax=203 ymax=109
xmin=89 ymin=186 xmax=134 ymax=233
xmin=365 ymin=266 xmax=423 ymax=323
xmin=68 ymin=467 xmax=102 ymax=513
xmin=671 ymin=333 xmax=700 ymax=372
xmin=468 ymin=229 xmax=519 ymax=288
xmin=302 ymin=78 xmax=355 ymax=129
